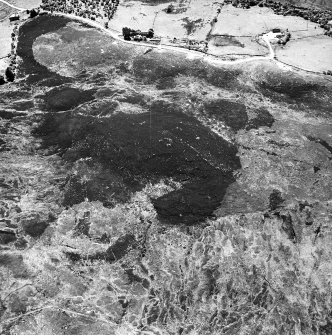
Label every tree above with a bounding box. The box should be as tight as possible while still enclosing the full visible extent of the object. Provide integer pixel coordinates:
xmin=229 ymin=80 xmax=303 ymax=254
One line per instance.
xmin=5 ymin=67 xmax=15 ymax=82
xmin=147 ymin=28 xmax=154 ymax=38
xmin=122 ymin=27 xmax=131 ymax=40
xmin=0 ymin=75 xmax=5 ymax=85
xmin=30 ymin=9 xmax=38 ymax=18
xmin=167 ymin=4 xmax=173 ymax=13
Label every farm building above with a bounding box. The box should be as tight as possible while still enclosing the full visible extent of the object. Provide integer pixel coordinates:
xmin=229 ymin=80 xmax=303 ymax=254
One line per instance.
xmin=9 ymin=14 xmax=20 ymax=22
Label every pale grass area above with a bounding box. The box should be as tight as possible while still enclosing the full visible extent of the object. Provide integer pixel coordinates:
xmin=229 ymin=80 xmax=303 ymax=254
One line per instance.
xmin=0 ymin=58 xmax=9 ymax=72
xmin=0 ymin=6 xmax=17 ymax=71
xmin=208 ymin=36 xmax=268 ymax=56
xmin=0 ymin=3 xmax=14 ymax=63
xmin=0 ymin=20 xmax=13 ymax=59
xmin=214 ymin=4 xmax=324 ymax=38
xmin=110 ymin=0 xmax=217 ymax=39
xmin=277 ymin=35 xmax=332 ymax=72
xmin=4 ymin=0 xmax=41 ymax=8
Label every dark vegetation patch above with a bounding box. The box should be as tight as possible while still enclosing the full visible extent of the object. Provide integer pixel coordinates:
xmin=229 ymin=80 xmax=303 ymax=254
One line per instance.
xmin=307 ymin=136 xmax=332 ymax=155
xmin=0 ymin=230 xmax=17 ymax=244
xmin=55 ymin=23 xmax=98 ymax=43
xmin=19 ymin=212 xmax=49 ymax=237
xmin=182 ymin=18 xmax=203 ymax=35
xmin=132 ymin=54 xmax=241 ymax=89
xmin=0 ymin=139 xmax=9 ymax=152
xmin=269 ymin=189 xmax=284 ymax=211
xmin=156 ymin=77 xmax=177 ymax=90
xmin=22 ymin=220 xmax=49 ymax=237
xmin=259 ymin=71 xmax=317 ymax=100
xmin=204 ymin=66 xmax=242 ymax=89
xmin=132 ymin=53 xmax=190 ymax=84
xmin=0 ymin=90 xmax=31 ymax=102
xmin=101 ymin=233 xmax=137 ymax=261
xmin=124 ymin=268 xmax=150 ymax=289
xmin=0 ymin=110 xmax=27 ymax=120
xmin=210 ymin=36 xmax=245 ymax=48
xmin=281 ymin=213 xmax=296 ymax=242
xmin=17 ymin=14 xmax=71 ymax=86
xmin=246 ymin=107 xmax=275 ymax=130
xmin=62 ymin=168 xmax=130 ymax=207
xmin=0 ymin=253 xmax=28 ymax=278
xmin=136 ymin=0 xmax=171 ymax=5
xmin=20 ymin=14 xmax=248 ymax=224
xmin=35 ymin=99 xmax=240 ymax=224
xmin=95 ymin=87 xmax=117 ymax=98
xmin=204 ymin=99 xmax=248 ymax=131
xmin=153 ymin=173 xmax=235 ymax=225
xmin=10 ymin=100 xmax=34 ymax=111
xmin=320 ymin=318 xmax=332 ymax=335
xmin=257 ymin=71 xmax=332 ymax=113
xmin=42 ymin=86 xmax=95 ymax=112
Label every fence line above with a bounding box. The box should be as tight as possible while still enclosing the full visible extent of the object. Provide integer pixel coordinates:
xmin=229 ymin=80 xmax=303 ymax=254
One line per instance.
xmin=276 ymin=59 xmax=332 ymax=82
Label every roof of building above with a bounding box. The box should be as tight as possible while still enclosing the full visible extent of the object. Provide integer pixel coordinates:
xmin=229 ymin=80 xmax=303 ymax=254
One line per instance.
xmin=9 ymin=14 xmax=20 ymax=21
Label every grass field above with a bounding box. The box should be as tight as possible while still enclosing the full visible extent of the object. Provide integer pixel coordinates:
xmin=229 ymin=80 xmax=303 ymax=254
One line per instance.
xmin=111 ymin=2 xmax=330 ymax=71
xmin=208 ymin=36 xmax=268 ymax=57
xmin=213 ymin=5 xmax=324 ymax=38
xmin=110 ymin=0 xmax=217 ymax=38
xmin=0 ymin=4 xmax=15 ymax=68
xmin=4 ymin=0 xmax=41 ymax=8
xmin=277 ymin=35 xmax=332 ymax=72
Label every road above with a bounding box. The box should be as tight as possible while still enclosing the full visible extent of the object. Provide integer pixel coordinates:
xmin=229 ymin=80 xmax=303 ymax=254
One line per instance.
xmin=54 ymin=12 xmax=276 ymax=67
xmin=0 ymin=0 xmax=277 ymax=67
xmin=0 ymin=0 xmax=25 ymax=11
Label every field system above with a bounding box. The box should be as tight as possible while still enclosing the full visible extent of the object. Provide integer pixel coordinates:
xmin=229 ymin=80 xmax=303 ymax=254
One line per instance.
xmin=0 ymin=0 xmax=332 ymax=76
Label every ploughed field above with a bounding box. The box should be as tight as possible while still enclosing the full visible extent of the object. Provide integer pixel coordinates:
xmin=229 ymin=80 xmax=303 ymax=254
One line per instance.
xmin=0 ymin=14 xmax=332 ymax=335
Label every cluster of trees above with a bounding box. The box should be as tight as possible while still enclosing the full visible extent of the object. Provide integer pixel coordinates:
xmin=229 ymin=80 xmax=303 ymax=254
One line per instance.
xmin=29 ymin=9 xmax=39 ymax=18
xmin=122 ymin=27 xmax=154 ymax=41
xmin=40 ymin=0 xmax=119 ymax=21
xmin=166 ymin=4 xmax=174 ymax=13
